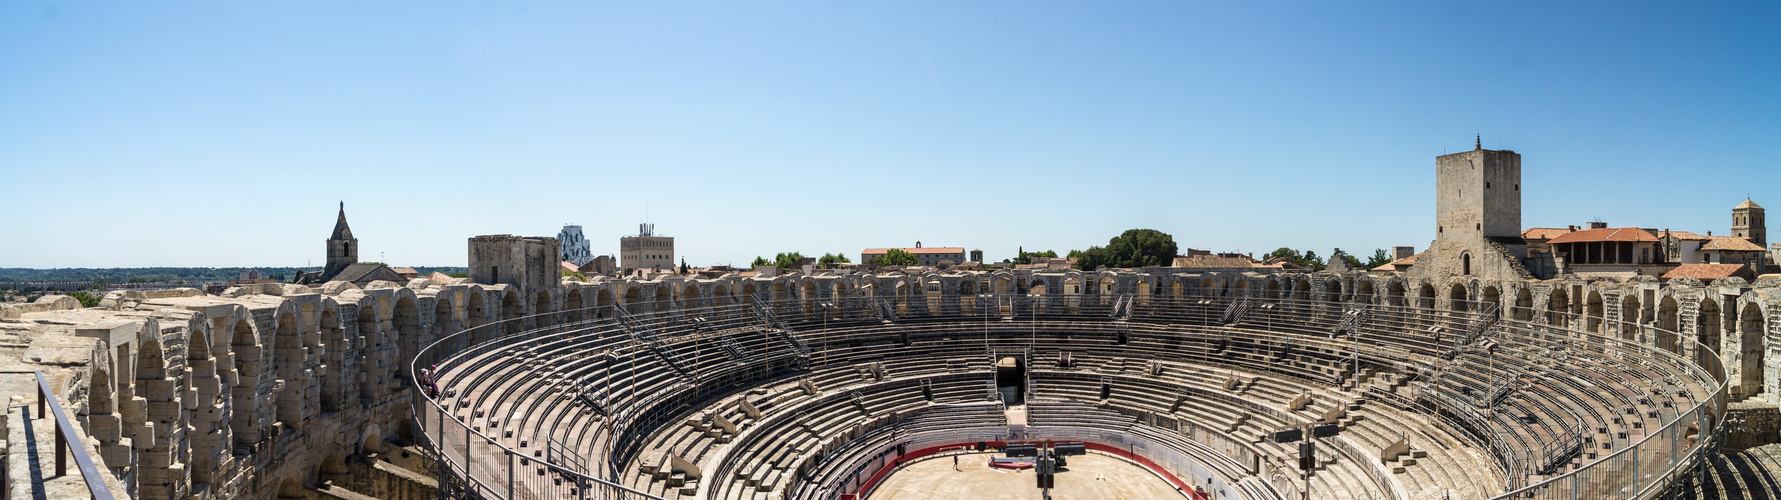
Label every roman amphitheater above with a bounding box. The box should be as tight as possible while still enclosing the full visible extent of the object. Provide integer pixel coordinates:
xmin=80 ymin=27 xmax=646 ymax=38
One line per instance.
xmin=1 ymin=147 xmax=1777 ymax=500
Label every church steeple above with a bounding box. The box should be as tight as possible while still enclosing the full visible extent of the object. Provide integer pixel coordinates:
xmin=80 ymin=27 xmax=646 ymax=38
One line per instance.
xmin=323 ymin=202 xmax=359 ymax=281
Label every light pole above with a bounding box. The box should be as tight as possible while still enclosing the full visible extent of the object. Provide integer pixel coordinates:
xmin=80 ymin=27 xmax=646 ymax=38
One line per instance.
xmin=980 ymin=294 xmax=994 ymax=355
xmin=820 ymin=302 xmax=833 ymax=370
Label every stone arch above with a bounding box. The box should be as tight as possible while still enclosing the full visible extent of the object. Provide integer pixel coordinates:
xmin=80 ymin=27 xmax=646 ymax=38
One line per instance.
xmin=1448 ymin=283 xmax=1469 ymax=313
xmin=595 ymin=288 xmax=614 ymax=318
xmin=274 ymin=310 xmax=303 ymax=429
xmin=654 ymin=284 xmax=672 ymax=307
xmin=393 ymin=296 xmax=420 ymax=393
xmin=1385 ymin=279 xmax=1406 ymax=307
xmin=683 ymin=283 xmax=703 ymax=310
xmin=1513 ymin=287 xmax=1533 ymax=321
xmin=1063 ymin=276 xmax=1082 ymax=310
xmin=1461 ymin=252 xmax=1473 ymax=276
xmin=355 ymin=304 xmax=381 ymax=401
xmin=230 ymin=317 xmax=260 ymax=448
xmin=565 ymin=288 xmax=584 ymax=322
xmin=1698 ymin=296 xmax=1723 ymax=367
xmin=1233 ymin=279 xmax=1251 ymax=298
xmin=894 ymin=280 xmax=911 ymax=315
xmin=1199 ymin=277 xmax=1216 ymax=297
xmin=771 ymin=281 xmax=788 ymax=302
xmin=533 ymin=290 xmax=552 ymax=326
xmin=466 ymin=291 xmax=487 ymax=328
xmin=1657 ymin=295 xmax=1680 ymax=354
xmin=1294 ymin=280 xmax=1312 ymax=302
xmin=360 ymin=424 xmax=384 ymax=455
xmin=1481 ymin=285 xmax=1502 ymax=319
xmin=1547 ymin=286 xmax=1570 ymax=327
xmin=1739 ymin=301 xmax=1765 ymax=398
xmin=803 ymin=280 xmax=820 ymax=315
xmin=1620 ymin=293 xmax=1641 ymax=340
xmin=625 ymin=286 xmax=644 ymax=308
xmin=715 ymin=284 xmax=732 ymax=306
xmin=277 ymin=478 xmax=307 ymax=499
xmin=1416 ymin=283 xmax=1436 ymax=310
xmin=1585 ymin=291 xmax=1605 ymax=333
xmin=321 ymin=304 xmax=347 ymax=412
xmin=1266 ymin=278 xmax=1283 ymax=300
xmin=429 ymin=295 xmax=454 ymax=337
xmin=742 ymin=283 xmax=759 ymax=304
xmin=926 ymin=277 xmax=946 ymax=313
xmin=1354 ymin=279 xmax=1375 ymax=305
xmin=501 ymin=289 xmax=521 ymax=321
xmin=1325 ymin=278 xmax=1343 ymax=302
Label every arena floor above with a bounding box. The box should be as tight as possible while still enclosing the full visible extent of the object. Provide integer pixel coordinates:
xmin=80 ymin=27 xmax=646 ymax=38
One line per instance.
xmin=869 ymin=451 xmax=1187 ymax=499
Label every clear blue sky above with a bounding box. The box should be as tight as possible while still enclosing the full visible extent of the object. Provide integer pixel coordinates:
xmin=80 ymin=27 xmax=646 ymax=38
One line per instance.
xmin=2 ymin=1 xmax=1776 ymax=268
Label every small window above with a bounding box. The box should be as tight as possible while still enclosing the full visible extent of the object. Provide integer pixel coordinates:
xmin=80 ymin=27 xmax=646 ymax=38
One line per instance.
xmin=1439 ymin=226 xmax=1444 ymax=234
xmin=1476 ymin=223 xmax=1481 ymax=230
xmin=1515 ymin=184 xmax=1519 ymax=191
xmin=1486 ymin=182 xmax=1491 ymax=189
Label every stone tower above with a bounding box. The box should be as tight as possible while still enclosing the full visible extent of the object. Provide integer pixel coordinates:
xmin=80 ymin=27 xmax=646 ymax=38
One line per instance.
xmin=1733 ymin=198 xmax=1765 ymax=248
xmin=324 ymin=202 xmax=359 ymax=279
xmin=1436 ymin=136 xmax=1522 ymax=242
xmin=1409 ymin=136 xmax=1535 ymax=281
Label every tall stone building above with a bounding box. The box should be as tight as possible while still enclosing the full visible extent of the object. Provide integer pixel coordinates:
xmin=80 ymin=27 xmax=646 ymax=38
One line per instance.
xmin=324 ymin=202 xmax=358 ymax=278
xmin=1407 ymin=137 xmax=1536 ymax=282
xmin=1733 ymin=198 xmax=1766 ymax=248
xmin=559 ymin=224 xmax=593 ymax=266
xmin=469 ymin=234 xmax=562 ymax=296
xmin=620 ymin=223 xmax=674 ymax=273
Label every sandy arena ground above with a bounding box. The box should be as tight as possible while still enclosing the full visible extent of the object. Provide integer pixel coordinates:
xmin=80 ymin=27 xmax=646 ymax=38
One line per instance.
xmin=869 ymin=451 xmax=1188 ymax=499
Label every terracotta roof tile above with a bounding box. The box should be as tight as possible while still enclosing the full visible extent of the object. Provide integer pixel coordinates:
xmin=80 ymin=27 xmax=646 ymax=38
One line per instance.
xmin=1662 ymin=264 xmax=1752 ymax=280
xmin=862 ymin=247 xmax=967 ymax=255
xmin=1521 ymin=228 xmax=1572 ymax=240
xmin=1662 ymin=231 xmax=1711 ymax=241
xmin=1546 ymin=227 xmax=1658 ymax=244
xmin=1701 ymin=236 xmax=1766 ymax=252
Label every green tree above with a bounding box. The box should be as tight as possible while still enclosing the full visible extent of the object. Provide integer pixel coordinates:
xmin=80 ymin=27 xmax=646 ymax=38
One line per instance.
xmin=679 ymin=258 xmax=690 ymax=274
xmin=750 ymin=256 xmax=771 ymax=268
xmin=1330 ymin=248 xmax=1362 ymax=270
xmin=68 ymin=291 xmax=101 ymax=308
xmin=818 ymin=253 xmax=852 ymax=267
xmin=773 ymin=252 xmax=806 ymax=269
xmin=1264 ymin=247 xmax=1303 ymax=262
xmin=872 ymin=249 xmax=919 ymax=266
xmin=1074 ymin=229 xmax=1178 ymax=270
xmin=1015 ymin=249 xmax=1058 ymax=265
xmin=1364 ymin=249 xmax=1392 ymax=269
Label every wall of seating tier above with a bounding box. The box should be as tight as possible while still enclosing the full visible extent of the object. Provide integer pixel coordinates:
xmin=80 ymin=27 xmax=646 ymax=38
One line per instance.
xmin=411 ymin=294 xmax=1723 ymax=500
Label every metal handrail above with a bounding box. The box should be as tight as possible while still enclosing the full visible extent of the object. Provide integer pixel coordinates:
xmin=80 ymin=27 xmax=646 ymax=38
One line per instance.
xmin=1 ymin=370 xmax=117 ymax=500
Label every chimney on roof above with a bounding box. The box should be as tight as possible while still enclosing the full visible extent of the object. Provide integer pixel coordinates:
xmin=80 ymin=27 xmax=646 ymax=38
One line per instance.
xmin=1587 ymin=222 xmax=1607 ymax=230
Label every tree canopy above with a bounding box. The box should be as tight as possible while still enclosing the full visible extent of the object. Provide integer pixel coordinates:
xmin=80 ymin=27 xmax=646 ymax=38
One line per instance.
xmin=1014 ymin=249 xmax=1058 ymax=265
xmin=871 ymin=249 xmax=918 ymax=266
xmin=1364 ymin=249 xmax=1392 ymax=270
xmin=1074 ymin=229 xmax=1178 ymax=270
xmin=818 ymin=253 xmax=852 ymax=267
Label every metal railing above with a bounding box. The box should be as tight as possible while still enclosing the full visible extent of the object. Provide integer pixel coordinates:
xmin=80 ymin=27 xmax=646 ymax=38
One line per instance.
xmin=411 ymin=293 xmax=1723 ymax=500
xmin=1 ymin=370 xmax=117 ymax=500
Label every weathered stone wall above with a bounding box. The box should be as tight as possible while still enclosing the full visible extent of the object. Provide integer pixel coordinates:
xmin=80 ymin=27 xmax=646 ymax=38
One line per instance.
xmin=2 ymin=266 xmax=1778 ymax=497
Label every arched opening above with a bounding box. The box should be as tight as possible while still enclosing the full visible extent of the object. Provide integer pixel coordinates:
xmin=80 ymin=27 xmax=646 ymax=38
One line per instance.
xmin=466 ymin=292 xmax=486 ymax=328
xmin=960 ymin=278 xmax=979 ymax=313
xmin=565 ymin=288 xmax=584 ymax=323
xmin=1355 ymin=280 xmax=1375 ymax=305
xmin=1448 ymin=283 xmax=1468 ymax=313
xmin=803 ymin=280 xmax=820 ymax=315
xmin=394 ymin=297 xmax=419 ymax=395
xmin=1171 ymin=279 xmax=1186 ymax=299
xmin=1267 ymin=279 xmax=1283 ymax=300
xmin=1482 ymin=286 xmax=1501 ymax=319
xmin=654 ymin=285 xmax=671 ymax=306
xmin=926 ymin=278 xmax=945 ymax=314
xmin=1698 ymin=298 xmax=1722 ymax=367
xmin=741 ymin=283 xmax=758 ymax=304
xmin=277 ymin=478 xmax=307 ymax=499
xmin=894 ymin=281 xmax=910 ymax=316
xmin=1739 ymin=302 xmax=1765 ymax=398
xmin=1135 ymin=280 xmax=1151 ymax=307
xmin=1416 ymin=284 xmax=1436 ymax=310
xmin=274 ymin=311 xmax=302 ymax=429
xmin=1461 ymin=253 xmax=1472 ymax=275
xmin=625 ymin=287 xmax=644 ymax=308
xmin=1233 ymin=279 xmax=1250 ymax=298
xmin=135 ymin=335 xmax=173 ymax=492
xmin=1326 ymin=280 xmax=1343 ymax=302
xmin=596 ymin=288 xmax=614 ymax=318
xmin=1385 ymin=281 xmax=1405 ymax=307
xmin=533 ymin=290 xmax=552 ymax=327
xmin=715 ymin=285 xmax=732 ymax=306
xmin=771 ymin=281 xmax=788 ymax=302
xmin=231 ymin=318 xmax=260 ymax=450
xmin=356 ymin=306 xmax=381 ymax=400
xmin=501 ymin=291 xmax=521 ymax=334
xmin=1585 ymin=292 xmax=1605 ymax=333
xmin=1063 ymin=277 xmax=1082 ymax=311
xmin=1513 ymin=288 xmax=1533 ymax=321
xmin=1547 ymin=288 xmax=1570 ymax=327
xmin=1097 ymin=276 xmax=1116 ymax=304
xmin=683 ymin=283 xmax=703 ymax=314
xmin=321 ymin=307 xmax=346 ymax=412
xmin=1620 ymin=294 xmax=1641 ymax=341
xmin=1294 ymin=280 xmax=1312 ymax=302
xmin=1199 ymin=278 xmax=1217 ymax=297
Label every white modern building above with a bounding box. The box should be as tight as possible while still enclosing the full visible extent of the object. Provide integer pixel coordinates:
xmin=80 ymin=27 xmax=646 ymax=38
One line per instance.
xmin=559 ymin=224 xmax=593 ymax=266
